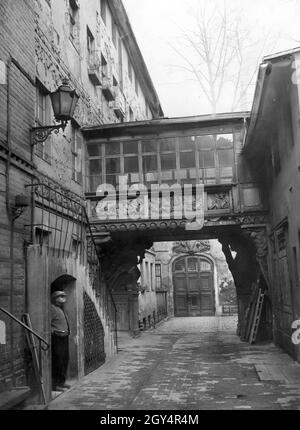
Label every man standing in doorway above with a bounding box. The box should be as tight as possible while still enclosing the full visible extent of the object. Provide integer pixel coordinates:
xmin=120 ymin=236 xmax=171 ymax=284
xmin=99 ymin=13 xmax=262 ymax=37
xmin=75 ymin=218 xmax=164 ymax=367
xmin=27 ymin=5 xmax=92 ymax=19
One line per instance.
xmin=51 ymin=290 xmax=71 ymax=391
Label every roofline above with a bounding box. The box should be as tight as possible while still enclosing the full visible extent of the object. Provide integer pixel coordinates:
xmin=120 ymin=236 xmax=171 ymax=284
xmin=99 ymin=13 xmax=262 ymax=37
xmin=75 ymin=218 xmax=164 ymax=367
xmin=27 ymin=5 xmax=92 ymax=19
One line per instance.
xmin=263 ymin=46 xmax=300 ymax=62
xmin=244 ymin=63 xmax=271 ymax=151
xmin=82 ymin=111 xmax=250 ymax=138
xmin=109 ymin=0 xmax=164 ymax=118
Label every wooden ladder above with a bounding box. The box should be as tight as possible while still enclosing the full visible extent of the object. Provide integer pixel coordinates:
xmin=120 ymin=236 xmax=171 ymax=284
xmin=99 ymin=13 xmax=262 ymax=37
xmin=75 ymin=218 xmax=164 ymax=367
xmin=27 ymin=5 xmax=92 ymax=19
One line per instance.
xmin=248 ymin=288 xmax=265 ymax=344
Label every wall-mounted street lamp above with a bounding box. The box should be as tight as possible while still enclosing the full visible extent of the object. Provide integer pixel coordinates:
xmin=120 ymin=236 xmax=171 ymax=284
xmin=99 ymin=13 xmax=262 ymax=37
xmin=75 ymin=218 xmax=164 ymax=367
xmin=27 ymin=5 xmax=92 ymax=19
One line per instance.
xmin=31 ymin=78 xmax=79 ymax=146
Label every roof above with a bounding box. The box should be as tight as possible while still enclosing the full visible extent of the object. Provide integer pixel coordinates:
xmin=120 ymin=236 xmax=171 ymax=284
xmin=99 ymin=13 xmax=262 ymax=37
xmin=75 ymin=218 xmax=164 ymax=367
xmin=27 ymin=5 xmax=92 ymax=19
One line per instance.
xmin=109 ymin=0 xmax=163 ymax=118
xmin=82 ymin=111 xmax=250 ymax=140
xmin=263 ymin=46 xmax=300 ymax=62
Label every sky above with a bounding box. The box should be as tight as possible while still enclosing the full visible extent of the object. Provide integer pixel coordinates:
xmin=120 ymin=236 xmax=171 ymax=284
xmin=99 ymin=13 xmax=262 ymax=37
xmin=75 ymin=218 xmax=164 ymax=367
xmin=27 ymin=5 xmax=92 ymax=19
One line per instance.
xmin=123 ymin=0 xmax=300 ymax=117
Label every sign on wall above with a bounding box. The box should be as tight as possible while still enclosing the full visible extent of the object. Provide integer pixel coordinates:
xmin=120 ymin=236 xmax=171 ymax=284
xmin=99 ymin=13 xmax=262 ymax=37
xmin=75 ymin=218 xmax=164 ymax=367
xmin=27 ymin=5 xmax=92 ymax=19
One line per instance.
xmin=0 ymin=60 xmax=6 ymax=85
xmin=0 ymin=321 xmax=6 ymax=344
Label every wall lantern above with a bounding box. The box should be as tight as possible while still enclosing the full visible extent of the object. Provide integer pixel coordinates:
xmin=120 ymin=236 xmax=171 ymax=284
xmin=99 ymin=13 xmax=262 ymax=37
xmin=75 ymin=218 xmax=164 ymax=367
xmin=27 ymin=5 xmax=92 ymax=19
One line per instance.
xmin=31 ymin=78 xmax=79 ymax=146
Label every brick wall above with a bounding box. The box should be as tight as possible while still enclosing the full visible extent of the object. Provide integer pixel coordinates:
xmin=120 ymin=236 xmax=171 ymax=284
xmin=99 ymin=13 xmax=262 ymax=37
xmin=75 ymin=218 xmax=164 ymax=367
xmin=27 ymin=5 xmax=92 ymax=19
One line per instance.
xmin=0 ymin=0 xmax=35 ymax=393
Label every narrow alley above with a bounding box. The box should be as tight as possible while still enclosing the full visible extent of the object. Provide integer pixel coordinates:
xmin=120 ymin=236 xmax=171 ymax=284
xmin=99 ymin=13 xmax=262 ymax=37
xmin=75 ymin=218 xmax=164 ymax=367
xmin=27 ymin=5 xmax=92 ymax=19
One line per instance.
xmin=47 ymin=317 xmax=300 ymax=410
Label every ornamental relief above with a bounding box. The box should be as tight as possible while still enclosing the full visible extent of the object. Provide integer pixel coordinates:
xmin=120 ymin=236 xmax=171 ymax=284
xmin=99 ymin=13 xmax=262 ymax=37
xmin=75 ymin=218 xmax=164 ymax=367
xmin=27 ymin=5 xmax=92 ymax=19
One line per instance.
xmin=35 ymin=28 xmax=102 ymax=127
xmin=172 ymin=241 xmax=211 ymax=254
xmin=207 ymin=192 xmax=230 ymax=211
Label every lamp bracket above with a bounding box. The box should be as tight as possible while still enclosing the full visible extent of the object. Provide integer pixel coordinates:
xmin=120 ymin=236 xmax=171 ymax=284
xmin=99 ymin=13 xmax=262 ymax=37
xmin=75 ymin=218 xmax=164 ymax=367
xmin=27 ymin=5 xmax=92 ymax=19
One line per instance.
xmin=31 ymin=121 xmax=68 ymax=145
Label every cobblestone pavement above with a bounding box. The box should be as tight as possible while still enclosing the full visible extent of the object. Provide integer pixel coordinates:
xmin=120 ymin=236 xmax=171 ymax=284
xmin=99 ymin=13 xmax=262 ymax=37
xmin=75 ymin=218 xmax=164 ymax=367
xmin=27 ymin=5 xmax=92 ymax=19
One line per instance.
xmin=47 ymin=316 xmax=300 ymax=410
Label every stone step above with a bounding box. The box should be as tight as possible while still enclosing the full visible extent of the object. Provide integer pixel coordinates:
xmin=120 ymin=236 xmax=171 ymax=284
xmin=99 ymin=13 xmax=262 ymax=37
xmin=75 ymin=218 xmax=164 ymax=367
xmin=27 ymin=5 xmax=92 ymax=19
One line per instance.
xmin=0 ymin=387 xmax=31 ymax=410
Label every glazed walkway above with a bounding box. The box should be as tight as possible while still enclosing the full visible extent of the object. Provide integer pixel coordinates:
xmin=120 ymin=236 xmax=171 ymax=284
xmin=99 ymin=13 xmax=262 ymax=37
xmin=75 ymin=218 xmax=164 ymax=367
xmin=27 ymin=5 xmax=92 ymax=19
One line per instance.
xmin=48 ymin=316 xmax=300 ymax=410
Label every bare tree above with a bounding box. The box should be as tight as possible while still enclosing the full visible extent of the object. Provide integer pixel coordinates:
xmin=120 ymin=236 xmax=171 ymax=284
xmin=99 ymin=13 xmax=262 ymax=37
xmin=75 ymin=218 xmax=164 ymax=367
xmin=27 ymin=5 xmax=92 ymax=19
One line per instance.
xmin=170 ymin=3 xmax=274 ymax=113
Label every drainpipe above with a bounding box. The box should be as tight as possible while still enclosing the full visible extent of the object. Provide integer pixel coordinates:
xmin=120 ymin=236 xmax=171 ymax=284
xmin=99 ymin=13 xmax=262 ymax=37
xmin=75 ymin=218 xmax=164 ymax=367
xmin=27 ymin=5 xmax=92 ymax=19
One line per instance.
xmin=5 ymin=57 xmax=16 ymax=387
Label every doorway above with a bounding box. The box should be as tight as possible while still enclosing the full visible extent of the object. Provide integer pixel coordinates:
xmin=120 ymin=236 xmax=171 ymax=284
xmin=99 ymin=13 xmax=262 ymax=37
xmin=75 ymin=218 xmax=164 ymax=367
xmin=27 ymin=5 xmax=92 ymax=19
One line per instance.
xmin=50 ymin=274 xmax=78 ymax=382
xmin=173 ymin=256 xmax=215 ymax=316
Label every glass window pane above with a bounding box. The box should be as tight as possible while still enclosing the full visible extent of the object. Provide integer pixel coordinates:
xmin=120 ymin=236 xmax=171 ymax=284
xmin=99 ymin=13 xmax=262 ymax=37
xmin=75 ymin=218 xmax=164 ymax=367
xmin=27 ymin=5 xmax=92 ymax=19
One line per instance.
xmin=161 ymin=153 xmax=176 ymax=170
xmin=105 ymin=142 xmax=120 ymax=155
xmin=219 ymin=149 xmax=234 ymax=166
xmin=175 ymin=259 xmax=185 ymax=272
xmin=106 ymin=158 xmax=120 ymax=174
xmin=191 ymin=296 xmax=198 ymax=306
xmin=87 ymin=144 xmax=101 ymax=156
xmin=105 ymin=175 xmax=118 ymax=187
xmin=199 ymin=150 xmax=215 ymax=167
xmin=90 ymin=159 xmax=102 ymax=174
xmin=89 ymin=176 xmax=102 ymax=192
xmin=160 ymin=138 xmax=175 ymax=152
xmin=204 ymin=168 xmax=216 ymax=179
xmin=143 ymin=155 xmax=157 ymax=172
xmin=142 ymin=140 xmax=157 ymax=153
xmin=187 ymin=257 xmax=197 ymax=271
xmin=200 ymin=261 xmax=211 ymax=271
xmin=217 ymin=134 xmax=233 ymax=148
xmin=179 ymin=136 xmax=196 ymax=150
xmin=123 ymin=141 xmax=138 ymax=154
xmin=180 ymin=151 xmax=196 ymax=168
xmin=124 ymin=156 xmax=139 ymax=173
xmin=196 ymin=135 xmax=215 ymax=149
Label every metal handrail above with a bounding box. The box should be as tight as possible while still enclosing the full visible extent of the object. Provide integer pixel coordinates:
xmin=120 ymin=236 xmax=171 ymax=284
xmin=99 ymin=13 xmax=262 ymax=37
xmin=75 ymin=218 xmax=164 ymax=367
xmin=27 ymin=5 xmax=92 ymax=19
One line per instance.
xmin=0 ymin=307 xmax=49 ymax=351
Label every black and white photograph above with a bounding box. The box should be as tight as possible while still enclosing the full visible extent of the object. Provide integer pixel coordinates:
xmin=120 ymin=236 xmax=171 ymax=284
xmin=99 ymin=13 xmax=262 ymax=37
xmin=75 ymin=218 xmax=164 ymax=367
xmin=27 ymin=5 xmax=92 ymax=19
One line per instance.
xmin=1 ymin=0 xmax=300 ymax=417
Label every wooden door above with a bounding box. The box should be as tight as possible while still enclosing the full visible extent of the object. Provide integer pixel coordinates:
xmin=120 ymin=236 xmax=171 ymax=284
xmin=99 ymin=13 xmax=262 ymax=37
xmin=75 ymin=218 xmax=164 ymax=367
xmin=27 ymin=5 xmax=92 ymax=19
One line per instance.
xmin=173 ymin=256 xmax=215 ymax=317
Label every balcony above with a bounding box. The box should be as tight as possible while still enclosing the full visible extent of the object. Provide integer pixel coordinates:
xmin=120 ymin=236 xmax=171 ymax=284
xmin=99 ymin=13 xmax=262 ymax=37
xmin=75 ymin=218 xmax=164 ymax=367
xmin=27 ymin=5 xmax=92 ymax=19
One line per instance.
xmin=88 ymin=51 xmax=101 ymax=86
xmin=110 ymin=92 xmax=126 ymax=120
xmin=102 ymin=76 xmax=116 ymax=101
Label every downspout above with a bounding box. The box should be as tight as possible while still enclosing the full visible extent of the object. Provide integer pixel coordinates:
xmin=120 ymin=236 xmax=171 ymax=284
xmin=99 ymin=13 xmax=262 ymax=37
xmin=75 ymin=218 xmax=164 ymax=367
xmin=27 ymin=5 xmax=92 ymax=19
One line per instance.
xmin=5 ymin=57 xmax=16 ymax=386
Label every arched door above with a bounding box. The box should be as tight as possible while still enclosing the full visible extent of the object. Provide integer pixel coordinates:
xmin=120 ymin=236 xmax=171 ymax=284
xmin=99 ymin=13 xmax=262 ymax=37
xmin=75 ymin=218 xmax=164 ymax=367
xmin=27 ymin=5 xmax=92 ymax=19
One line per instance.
xmin=173 ymin=256 xmax=215 ymax=317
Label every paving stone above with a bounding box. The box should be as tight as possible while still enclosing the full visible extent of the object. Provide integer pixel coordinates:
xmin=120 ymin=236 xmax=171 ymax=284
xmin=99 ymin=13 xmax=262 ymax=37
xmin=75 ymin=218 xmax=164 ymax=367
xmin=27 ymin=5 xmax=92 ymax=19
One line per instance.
xmin=48 ymin=316 xmax=300 ymax=410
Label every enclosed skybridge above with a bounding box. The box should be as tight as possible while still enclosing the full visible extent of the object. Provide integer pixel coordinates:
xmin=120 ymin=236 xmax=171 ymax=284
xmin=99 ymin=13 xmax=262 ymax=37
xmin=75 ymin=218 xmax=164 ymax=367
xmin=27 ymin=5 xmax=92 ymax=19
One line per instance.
xmin=82 ymin=112 xmax=267 ymax=243
xmin=82 ymin=113 xmax=270 ymax=338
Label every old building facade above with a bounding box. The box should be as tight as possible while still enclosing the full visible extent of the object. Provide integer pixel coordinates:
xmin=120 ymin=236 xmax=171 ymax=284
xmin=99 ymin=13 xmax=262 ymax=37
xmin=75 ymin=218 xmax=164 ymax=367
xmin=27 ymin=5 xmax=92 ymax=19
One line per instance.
xmin=244 ymin=48 xmax=300 ymax=361
xmin=0 ymin=0 xmax=162 ymax=407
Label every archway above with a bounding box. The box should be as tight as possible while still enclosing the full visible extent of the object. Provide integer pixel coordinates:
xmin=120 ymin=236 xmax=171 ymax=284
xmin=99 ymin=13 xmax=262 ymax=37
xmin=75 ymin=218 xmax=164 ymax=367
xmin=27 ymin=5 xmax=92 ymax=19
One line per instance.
xmin=173 ymin=255 xmax=215 ymax=317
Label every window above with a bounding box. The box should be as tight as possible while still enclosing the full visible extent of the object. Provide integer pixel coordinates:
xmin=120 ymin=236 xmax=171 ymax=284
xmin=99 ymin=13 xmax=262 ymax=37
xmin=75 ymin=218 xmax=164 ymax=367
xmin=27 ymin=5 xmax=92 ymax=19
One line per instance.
xmin=124 ymin=156 xmax=139 ymax=173
xmin=174 ymin=258 xmax=185 ymax=272
xmin=111 ymin=19 xmax=117 ymax=47
xmin=142 ymin=140 xmax=157 ymax=153
xmin=161 ymin=153 xmax=176 ymax=170
xmin=105 ymin=157 xmax=120 ymax=187
xmin=200 ymin=261 xmax=211 ymax=271
xmin=129 ymin=107 xmax=134 ymax=121
xmin=123 ymin=141 xmax=138 ymax=154
xmin=101 ymin=53 xmax=108 ymax=78
xmin=142 ymin=155 xmax=157 ymax=172
xmin=35 ymin=227 xmax=51 ymax=247
xmin=87 ymin=144 xmax=101 ymax=157
xmin=105 ymin=142 xmax=120 ymax=156
xmin=69 ymin=0 xmax=79 ymax=44
xmin=35 ymin=85 xmax=52 ymax=163
xmin=155 ymin=264 xmax=162 ymax=289
xmin=87 ymin=26 xmax=95 ymax=61
xmin=160 ymin=138 xmax=174 ymax=152
xmin=180 ymin=151 xmax=196 ymax=169
xmin=187 ymin=257 xmax=197 ymax=272
xmin=128 ymin=58 xmax=133 ymax=82
xmin=135 ymin=75 xmax=139 ymax=95
xmin=71 ymin=126 xmax=83 ymax=183
xmin=100 ymin=0 xmax=106 ymax=24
